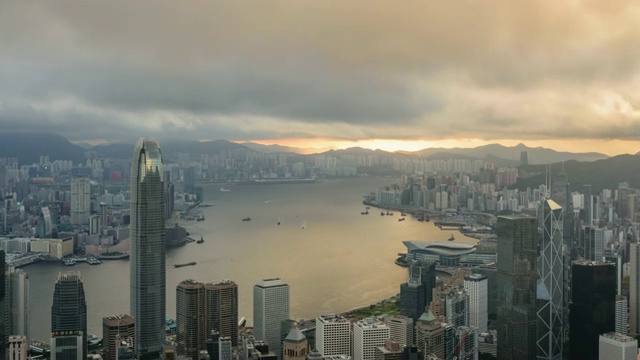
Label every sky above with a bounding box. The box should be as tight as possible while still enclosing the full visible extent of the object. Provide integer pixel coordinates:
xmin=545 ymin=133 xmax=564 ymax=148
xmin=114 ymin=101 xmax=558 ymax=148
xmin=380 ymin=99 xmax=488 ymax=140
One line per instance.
xmin=1 ymin=1 xmax=640 ymax=156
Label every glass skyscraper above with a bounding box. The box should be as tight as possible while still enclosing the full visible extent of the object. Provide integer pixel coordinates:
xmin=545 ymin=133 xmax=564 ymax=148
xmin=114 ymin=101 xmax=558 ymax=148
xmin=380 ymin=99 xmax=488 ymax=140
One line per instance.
xmin=51 ymin=271 xmax=87 ymax=360
xmin=254 ymin=278 xmax=290 ymax=359
xmin=130 ymin=138 xmax=166 ymax=356
xmin=496 ymin=215 xmax=537 ymax=360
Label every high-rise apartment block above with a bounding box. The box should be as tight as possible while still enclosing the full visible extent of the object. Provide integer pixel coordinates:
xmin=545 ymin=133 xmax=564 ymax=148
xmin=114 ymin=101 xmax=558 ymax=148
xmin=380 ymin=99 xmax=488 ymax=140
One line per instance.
xmin=353 ymin=318 xmax=390 ymax=360
xmin=254 ymin=278 xmax=290 ymax=358
xmin=569 ymin=261 xmax=616 ymax=360
xmin=496 ymin=215 xmax=537 ymax=360
xmin=615 ymin=296 xmax=628 ymax=335
xmin=51 ymin=271 xmax=87 ymax=360
xmin=130 ymin=138 xmax=166 ymax=356
xmin=102 ymin=315 xmax=135 ymax=360
xmin=177 ymin=279 xmax=207 ymax=359
xmin=316 ymin=314 xmax=351 ymax=356
xmin=599 ymin=332 xmax=637 ymax=360
xmin=70 ymin=176 xmax=91 ymax=225
xmin=464 ymin=274 xmax=488 ymax=332
xmin=206 ymin=280 xmax=239 ymax=346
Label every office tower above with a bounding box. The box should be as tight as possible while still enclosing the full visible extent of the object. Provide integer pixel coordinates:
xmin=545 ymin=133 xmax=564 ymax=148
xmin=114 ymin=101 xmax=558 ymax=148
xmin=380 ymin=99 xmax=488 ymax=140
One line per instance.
xmin=384 ymin=315 xmax=413 ymax=347
xmin=100 ymin=202 xmax=108 ymax=228
xmin=400 ymin=260 xmax=435 ymax=322
xmin=444 ymin=288 xmax=468 ymax=328
xmin=51 ymin=271 xmax=87 ymax=360
xmin=183 ymin=166 xmax=196 ymax=194
xmin=353 ymin=318 xmax=390 ymax=360
xmin=569 ymin=261 xmax=616 ymax=360
xmin=102 ymin=315 xmax=135 ymax=360
xmin=316 ymin=314 xmax=350 ymax=356
xmin=629 ymin=242 xmax=640 ymax=335
xmin=599 ymin=332 xmax=637 ymax=360
xmin=219 ymin=336 xmax=232 ymax=360
xmin=130 ymin=138 xmax=166 ymax=356
xmin=537 ymin=198 xmax=564 ymax=360
xmin=205 ymin=280 xmax=239 ymax=346
xmin=615 ymin=296 xmax=628 ymax=334
xmin=415 ymin=314 xmax=445 ymax=360
xmin=254 ymin=278 xmax=290 ymax=358
xmin=464 ymin=274 xmax=488 ymax=333
xmin=414 ymin=260 xmax=436 ymax=306
xmin=282 ymin=327 xmax=308 ymax=360
xmin=8 ymin=335 xmax=28 ymax=360
xmin=51 ymin=331 xmax=83 ymax=360
xmin=374 ymin=340 xmax=402 ymax=360
xmin=9 ymin=268 xmax=28 ymax=338
xmin=176 ymin=280 xmax=206 ymax=359
xmin=70 ymin=176 xmax=91 ymax=225
xmin=496 ymin=215 xmax=537 ymax=360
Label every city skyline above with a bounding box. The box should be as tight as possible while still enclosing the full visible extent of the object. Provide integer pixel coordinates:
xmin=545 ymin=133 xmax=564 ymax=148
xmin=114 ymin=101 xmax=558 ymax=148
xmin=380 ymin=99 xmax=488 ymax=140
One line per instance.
xmin=1 ymin=2 xmax=640 ymax=156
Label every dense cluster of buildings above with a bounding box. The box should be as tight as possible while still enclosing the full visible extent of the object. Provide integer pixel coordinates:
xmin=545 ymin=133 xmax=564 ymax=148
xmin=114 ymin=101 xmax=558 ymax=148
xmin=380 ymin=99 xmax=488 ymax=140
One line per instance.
xmin=2 ymin=141 xmax=640 ymax=360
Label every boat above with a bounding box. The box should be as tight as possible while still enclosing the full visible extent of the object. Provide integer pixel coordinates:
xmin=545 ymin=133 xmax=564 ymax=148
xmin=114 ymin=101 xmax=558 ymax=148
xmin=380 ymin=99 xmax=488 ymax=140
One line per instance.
xmin=448 ymin=234 xmax=455 ymax=241
xmin=64 ymin=259 xmax=76 ymax=266
xmin=398 ymin=217 xmax=405 ymax=222
xmin=400 ymin=211 xmax=407 ymax=216
xmin=219 ymin=187 xmax=231 ymax=192
xmin=361 ymin=210 xmax=369 ymax=215
xmin=197 ymin=214 xmax=205 ymax=222
xmin=242 ymin=217 xmax=251 ymax=222
xmin=381 ymin=212 xmax=385 ymax=216
xmin=395 ymin=256 xmax=410 ymax=267
xmin=196 ymin=236 xmax=204 ymax=244
xmin=386 ymin=211 xmax=394 ymax=216
xmin=174 ymin=261 xmax=197 ymax=268
xmin=87 ymin=257 xmax=102 ymax=265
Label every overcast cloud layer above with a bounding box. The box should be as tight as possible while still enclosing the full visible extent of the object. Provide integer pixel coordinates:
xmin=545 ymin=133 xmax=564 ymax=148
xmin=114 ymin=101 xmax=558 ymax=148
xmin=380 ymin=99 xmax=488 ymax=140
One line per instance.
xmin=1 ymin=1 xmax=640 ymax=148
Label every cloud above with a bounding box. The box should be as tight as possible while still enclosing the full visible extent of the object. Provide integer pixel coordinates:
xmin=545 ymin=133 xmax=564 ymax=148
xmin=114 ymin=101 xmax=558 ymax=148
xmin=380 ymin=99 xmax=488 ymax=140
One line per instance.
xmin=1 ymin=0 xmax=640 ymax=145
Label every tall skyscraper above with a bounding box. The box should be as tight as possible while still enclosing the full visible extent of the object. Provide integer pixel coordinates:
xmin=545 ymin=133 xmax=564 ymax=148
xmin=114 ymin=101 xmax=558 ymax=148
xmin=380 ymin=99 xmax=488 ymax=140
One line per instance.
xmin=569 ymin=261 xmax=616 ymax=360
xmin=70 ymin=176 xmax=91 ymax=225
xmin=316 ymin=314 xmax=351 ymax=356
xmin=9 ymin=268 xmax=29 ymax=338
xmin=205 ymin=280 xmax=239 ymax=346
xmin=130 ymin=138 xmax=166 ymax=356
xmin=537 ymin=198 xmax=564 ymax=360
xmin=51 ymin=271 xmax=87 ymax=360
xmin=353 ymin=318 xmax=390 ymax=360
xmin=464 ymin=274 xmax=488 ymax=332
xmin=496 ymin=215 xmax=537 ymax=360
xmin=254 ymin=278 xmax=290 ymax=358
xmin=629 ymin=242 xmax=640 ymax=335
xmin=176 ymin=280 xmax=206 ymax=359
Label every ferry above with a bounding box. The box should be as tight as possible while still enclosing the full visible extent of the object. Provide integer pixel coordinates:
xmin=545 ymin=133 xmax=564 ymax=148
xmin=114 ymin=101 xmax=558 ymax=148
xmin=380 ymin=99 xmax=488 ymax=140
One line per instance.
xmin=86 ymin=257 xmax=102 ymax=265
xmin=64 ymin=259 xmax=76 ymax=266
xmin=242 ymin=216 xmax=251 ymax=222
xmin=398 ymin=217 xmax=406 ymax=222
xmin=196 ymin=236 xmax=204 ymax=244
xmin=219 ymin=187 xmax=231 ymax=192
xmin=174 ymin=261 xmax=197 ymax=268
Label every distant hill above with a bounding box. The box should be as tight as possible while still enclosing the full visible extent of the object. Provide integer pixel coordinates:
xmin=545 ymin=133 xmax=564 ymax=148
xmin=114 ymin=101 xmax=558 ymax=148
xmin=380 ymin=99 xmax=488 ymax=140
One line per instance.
xmin=515 ymin=154 xmax=640 ymax=193
xmin=241 ymin=142 xmax=334 ymax=155
xmin=414 ymin=143 xmax=607 ymax=164
xmin=0 ymin=132 xmax=85 ymax=164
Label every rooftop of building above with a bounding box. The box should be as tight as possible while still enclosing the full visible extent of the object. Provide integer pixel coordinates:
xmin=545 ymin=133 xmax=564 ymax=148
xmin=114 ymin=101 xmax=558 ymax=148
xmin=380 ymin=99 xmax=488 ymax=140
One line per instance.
xmin=103 ymin=314 xmax=134 ymax=326
xmin=572 ymin=260 xmax=615 ymax=267
xmin=255 ymin=278 xmax=288 ymax=288
xmin=600 ymin=332 xmax=637 ymax=342
xmin=354 ymin=317 xmax=387 ymax=329
xmin=317 ymin=314 xmax=349 ymax=323
xmin=464 ymin=273 xmax=487 ymax=281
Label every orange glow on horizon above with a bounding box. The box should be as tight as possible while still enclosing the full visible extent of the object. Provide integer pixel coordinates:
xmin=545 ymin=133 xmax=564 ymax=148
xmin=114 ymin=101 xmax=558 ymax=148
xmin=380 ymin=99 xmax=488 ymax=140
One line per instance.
xmin=242 ymin=138 xmax=640 ymax=156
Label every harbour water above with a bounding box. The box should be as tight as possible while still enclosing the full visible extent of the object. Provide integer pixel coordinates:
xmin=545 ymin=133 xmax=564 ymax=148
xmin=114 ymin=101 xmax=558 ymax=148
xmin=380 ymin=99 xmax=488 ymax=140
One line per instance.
xmin=25 ymin=177 xmax=477 ymax=342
